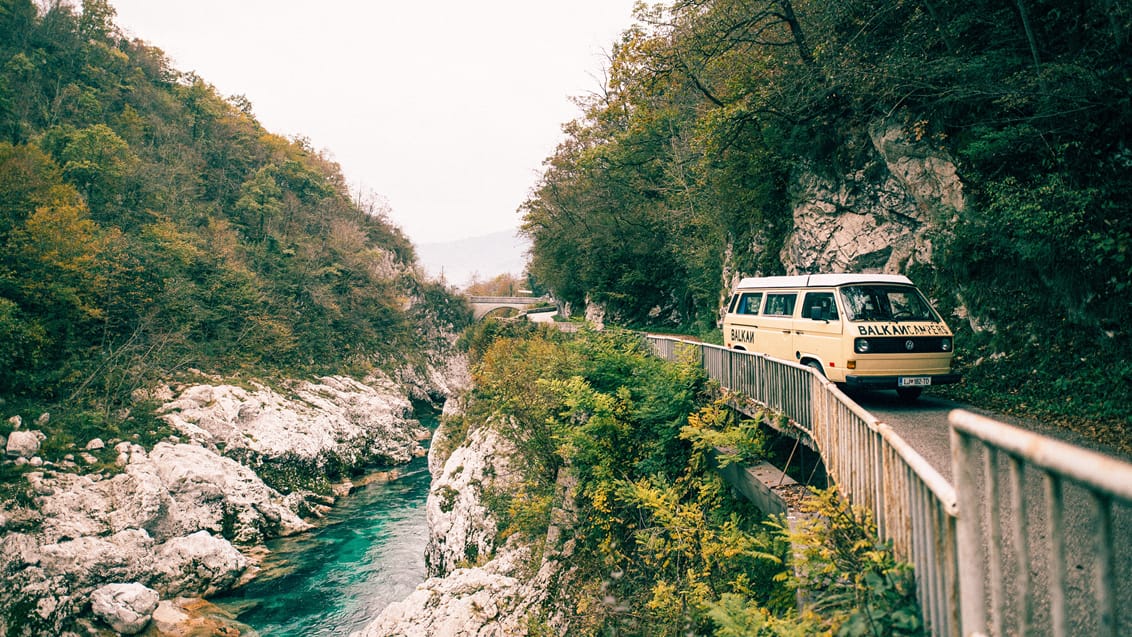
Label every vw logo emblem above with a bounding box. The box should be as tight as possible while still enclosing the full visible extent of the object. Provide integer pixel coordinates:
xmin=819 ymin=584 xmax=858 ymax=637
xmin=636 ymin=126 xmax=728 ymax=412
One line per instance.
xmin=905 ymin=340 xmax=915 ymax=351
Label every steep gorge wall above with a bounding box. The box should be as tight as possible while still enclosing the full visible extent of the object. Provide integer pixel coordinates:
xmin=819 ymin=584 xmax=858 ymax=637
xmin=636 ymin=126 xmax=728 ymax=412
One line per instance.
xmin=733 ymin=119 xmax=966 ymax=288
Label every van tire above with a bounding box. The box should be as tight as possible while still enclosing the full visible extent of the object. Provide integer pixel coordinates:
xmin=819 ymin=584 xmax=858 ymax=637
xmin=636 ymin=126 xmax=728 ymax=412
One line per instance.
xmin=805 ymin=360 xmax=825 ymax=378
xmin=896 ymin=387 xmax=922 ymax=402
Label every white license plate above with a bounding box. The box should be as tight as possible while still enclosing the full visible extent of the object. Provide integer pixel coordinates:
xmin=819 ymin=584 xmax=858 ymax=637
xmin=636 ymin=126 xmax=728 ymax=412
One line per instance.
xmin=899 ymin=376 xmax=931 ymax=387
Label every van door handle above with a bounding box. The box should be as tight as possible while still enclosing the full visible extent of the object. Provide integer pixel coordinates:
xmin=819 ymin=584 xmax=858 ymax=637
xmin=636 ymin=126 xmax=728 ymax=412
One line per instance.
xmin=782 ymin=330 xmax=792 ymax=334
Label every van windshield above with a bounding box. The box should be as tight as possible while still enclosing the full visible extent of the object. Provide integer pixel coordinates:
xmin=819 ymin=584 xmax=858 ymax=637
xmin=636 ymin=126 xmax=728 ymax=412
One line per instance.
xmin=839 ymin=285 xmax=940 ymax=322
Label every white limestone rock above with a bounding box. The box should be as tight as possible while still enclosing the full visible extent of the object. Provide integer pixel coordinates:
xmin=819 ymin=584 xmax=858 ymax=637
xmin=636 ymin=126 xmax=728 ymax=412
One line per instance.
xmin=3 ymin=531 xmax=49 ymax=571
xmin=38 ymin=442 xmax=309 ymax=545
xmin=150 ymin=600 xmax=191 ymax=634
xmin=89 ymin=583 xmax=159 ymax=635
xmin=159 ymin=374 xmax=425 ymax=469
xmin=150 ymin=530 xmax=248 ymax=597
xmin=427 ymin=398 xmax=467 ymax=478
xmin=353 ymin=560 xmax=525 ymax=637
xmin=431 ymin=354 xmax=471 ymax=399
xmin=144 ymin=442 xmax=310 ymax=543
xmin=424 ymin=425 xmax=521 ymax=578
xmin=868 ymin=120 xmax=966 ymax=215
xmin=778 ymin=119 xmax=965 ymax=275
xmin=6 ymin=429 xmax=43 ymax=458
xmin=38 ymin=529 xmax=155 ymax=588
xmin=584 ymin=295 xmax=606 ymax=330
xmin=399 ymin=354 xmax=472 ymax=405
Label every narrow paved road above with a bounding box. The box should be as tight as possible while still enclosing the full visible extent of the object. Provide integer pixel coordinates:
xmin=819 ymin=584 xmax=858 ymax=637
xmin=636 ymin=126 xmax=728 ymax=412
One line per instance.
xmin=851 ymin=388 xmax=1131 ymax=479
xmin=847 ymin=388 xmax=1132 ymax=636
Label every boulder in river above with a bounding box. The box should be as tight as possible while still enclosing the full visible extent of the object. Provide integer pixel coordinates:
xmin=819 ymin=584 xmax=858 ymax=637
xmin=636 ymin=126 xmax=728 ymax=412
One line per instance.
xmin=151 ymin=530 xmax=248 ymax=597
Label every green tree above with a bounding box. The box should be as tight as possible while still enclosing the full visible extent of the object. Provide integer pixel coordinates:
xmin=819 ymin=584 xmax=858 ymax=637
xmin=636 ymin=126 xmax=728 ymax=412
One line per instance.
xmin=39 ymin=124 xmax=136 ymax=218
xmin=235 ymin=165 xmax=283 ymax=241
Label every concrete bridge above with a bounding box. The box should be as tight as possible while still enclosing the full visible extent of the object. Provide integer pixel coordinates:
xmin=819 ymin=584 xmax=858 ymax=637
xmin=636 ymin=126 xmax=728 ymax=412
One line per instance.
xmin=467 ymin=295 xmax=554 ymax=320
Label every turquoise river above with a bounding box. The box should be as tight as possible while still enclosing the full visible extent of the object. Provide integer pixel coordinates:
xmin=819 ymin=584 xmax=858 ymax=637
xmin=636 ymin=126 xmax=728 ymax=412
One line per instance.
xmin=209 ymin=444 xmax=433 ymax=635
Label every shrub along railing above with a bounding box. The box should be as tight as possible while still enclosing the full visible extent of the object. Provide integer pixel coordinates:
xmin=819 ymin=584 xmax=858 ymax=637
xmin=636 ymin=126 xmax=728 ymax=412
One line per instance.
xmin=646 ymin=335 xmax=1132 ymax=637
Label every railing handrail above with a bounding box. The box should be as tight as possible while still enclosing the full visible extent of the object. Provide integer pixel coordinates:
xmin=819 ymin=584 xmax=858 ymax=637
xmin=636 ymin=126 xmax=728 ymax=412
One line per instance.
xmin=950 ymin=409 xmax=1132 ymax=501
xmin=950 ymin=409 xmax=1131 ymax=637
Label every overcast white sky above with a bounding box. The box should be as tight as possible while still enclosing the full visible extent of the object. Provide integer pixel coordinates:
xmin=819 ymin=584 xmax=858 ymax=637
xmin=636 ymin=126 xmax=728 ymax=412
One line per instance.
xmin=108 ymin=1 xmax=638 ymax=245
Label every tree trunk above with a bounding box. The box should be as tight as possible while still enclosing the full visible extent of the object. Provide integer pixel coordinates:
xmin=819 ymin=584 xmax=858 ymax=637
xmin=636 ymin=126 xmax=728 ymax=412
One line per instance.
xmin=778 ymin=0 xmax=815 ymax=67
xmin=1014 ymin=0 xmax=1047 ymax=93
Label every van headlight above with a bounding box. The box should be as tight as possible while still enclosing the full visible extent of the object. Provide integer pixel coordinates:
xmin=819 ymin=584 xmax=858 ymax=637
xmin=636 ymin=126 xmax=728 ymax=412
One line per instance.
xmin=941 ymin=338 xmax=952 ymax=352
xmin=855 ymin=338 xmax=870 ymax=354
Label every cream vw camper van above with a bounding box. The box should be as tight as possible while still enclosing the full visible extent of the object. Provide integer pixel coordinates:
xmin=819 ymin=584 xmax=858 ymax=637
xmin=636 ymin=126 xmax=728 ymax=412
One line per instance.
xmin=722 ymin=274 xmax=960 ymax=400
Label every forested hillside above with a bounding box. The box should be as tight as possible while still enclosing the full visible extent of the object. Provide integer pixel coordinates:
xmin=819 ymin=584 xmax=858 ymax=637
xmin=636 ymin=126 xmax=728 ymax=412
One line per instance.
xmin=0 ymin=0 xmax=469 ymax=416
xmin=522 ymin=0 xmax=1131 ymax=436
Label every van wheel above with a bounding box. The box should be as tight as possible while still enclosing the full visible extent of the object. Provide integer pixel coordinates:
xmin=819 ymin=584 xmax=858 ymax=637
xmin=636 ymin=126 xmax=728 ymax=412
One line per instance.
xmin=896 ymin=387 xmax=922 ymax=402
xmin=805 ymin=360 xmax=825 ymax=378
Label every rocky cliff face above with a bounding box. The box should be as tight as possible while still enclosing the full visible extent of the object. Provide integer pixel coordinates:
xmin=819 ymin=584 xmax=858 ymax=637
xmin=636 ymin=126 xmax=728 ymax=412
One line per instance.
xmin=423 ymin=424 xmax=518 ymax=578
xmin=0 ymin=370 xmax=446 ymax=637
xmin=747 ymin=120 xmax=966 ymax=282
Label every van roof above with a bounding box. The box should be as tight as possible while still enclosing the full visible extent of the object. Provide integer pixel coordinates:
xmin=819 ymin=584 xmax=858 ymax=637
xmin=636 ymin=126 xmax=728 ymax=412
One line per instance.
xmin=735 ymin=273 xmax=914 ymax=289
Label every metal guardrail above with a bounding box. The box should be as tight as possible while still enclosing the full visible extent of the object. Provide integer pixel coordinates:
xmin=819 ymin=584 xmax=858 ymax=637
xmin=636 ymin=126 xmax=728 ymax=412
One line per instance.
xmin=647 ymin=335 xmax=1132 ymax=637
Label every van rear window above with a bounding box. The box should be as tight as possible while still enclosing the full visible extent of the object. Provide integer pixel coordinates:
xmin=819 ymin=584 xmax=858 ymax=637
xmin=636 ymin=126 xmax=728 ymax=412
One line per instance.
xmin=840 ymin=285 xmax=939 ymax=322
xmin=764 ymin=293 xmax=796 ymax=316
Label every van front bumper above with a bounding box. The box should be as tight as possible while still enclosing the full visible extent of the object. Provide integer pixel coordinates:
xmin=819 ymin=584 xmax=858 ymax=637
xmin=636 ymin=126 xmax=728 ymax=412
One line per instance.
xmin=843 ymin=373 xmax=962 ymax=390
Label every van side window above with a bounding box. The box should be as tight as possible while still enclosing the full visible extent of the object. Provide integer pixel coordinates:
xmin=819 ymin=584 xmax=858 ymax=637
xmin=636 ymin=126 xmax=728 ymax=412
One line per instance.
xmin=764 ymin=293 xmax=797 ymax=316
xmin=802 ymin=292 xmax=838 ymax=321
xmin=737 ymin=292 xmax=762 ymax=315
xmin=726 ymin=294 xmax=740 ymax=313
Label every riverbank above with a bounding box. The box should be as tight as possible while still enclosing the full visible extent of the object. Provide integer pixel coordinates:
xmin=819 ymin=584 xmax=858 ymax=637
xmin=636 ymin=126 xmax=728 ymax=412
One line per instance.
xmin=0 ymin=357 xmax=469 ymax=636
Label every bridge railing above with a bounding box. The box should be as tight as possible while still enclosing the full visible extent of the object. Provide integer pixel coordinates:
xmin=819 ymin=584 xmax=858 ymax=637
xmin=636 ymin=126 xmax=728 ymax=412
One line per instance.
xmin=466 ymin=295 xmax=553 ymax=304
xmin=950 ymin=409 xmax=1132 ymax=637
xmin=647 ymin=335 xmax=959 ymax=636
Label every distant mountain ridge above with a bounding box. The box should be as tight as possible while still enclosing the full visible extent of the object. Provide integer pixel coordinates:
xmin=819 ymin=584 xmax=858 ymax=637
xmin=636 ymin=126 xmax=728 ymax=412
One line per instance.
xmin=417 ymin=229 xmax=529 ymax=287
